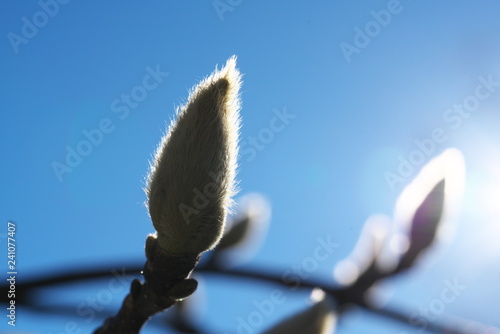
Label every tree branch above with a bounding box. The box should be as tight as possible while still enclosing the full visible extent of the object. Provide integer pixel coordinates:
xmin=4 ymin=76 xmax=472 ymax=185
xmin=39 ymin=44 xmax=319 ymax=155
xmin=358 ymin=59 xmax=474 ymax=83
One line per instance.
xmin=4 ymin=260 xmax=497 ymax=334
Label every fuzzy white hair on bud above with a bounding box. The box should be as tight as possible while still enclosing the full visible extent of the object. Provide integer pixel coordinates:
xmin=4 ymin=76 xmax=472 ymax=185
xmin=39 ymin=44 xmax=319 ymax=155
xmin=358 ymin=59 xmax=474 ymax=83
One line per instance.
xmin=146 ymin=56 xmax=242 ymax=255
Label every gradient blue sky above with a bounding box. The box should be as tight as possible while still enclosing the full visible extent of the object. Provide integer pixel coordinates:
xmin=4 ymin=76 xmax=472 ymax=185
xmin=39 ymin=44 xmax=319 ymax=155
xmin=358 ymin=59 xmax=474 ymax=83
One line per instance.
xmin=2 ymin=1 xmax=500 ymax=333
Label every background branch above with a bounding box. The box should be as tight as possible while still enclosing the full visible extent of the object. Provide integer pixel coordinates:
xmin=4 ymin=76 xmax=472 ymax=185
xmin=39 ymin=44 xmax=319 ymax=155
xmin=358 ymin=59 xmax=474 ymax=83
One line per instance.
xmin=3 ymin=260 xmax=496 ymax=334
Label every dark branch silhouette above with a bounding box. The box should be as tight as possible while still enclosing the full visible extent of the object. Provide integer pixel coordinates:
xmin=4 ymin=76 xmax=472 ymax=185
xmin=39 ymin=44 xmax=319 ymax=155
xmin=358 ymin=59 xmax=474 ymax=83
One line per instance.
xmin=2 ymin=258 xmax=497 ymax=334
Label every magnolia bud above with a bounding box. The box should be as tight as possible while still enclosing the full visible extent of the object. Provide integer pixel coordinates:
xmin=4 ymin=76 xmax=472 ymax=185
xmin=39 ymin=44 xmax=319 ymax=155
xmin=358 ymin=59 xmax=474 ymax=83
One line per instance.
xmin=333 ymin=214 xmax=390 ymax=286
xmin=398 ymin=179 xmax=445 ymax=270
xmin=263 ymin=289 xmax=337 ymax=334
xmin=394 ymin=148 xmax=464 ymax=272
xmin=146 ymin=56 xmax=241 ymax=255
xmin=212 ymin=193 xmax=271 ymax=267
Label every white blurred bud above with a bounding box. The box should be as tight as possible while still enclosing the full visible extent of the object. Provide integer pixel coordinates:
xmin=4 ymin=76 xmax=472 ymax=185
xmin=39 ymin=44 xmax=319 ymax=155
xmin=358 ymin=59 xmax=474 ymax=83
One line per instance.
xmin=333 ymin=214 xmax=390 ymax=286
xmin=213 ymin=193 xmax=271 ymax=266
xmin=263 ymin=289 xmax=337 ymax=334
xmin=393 ymin=148 xmax=465 ymax=270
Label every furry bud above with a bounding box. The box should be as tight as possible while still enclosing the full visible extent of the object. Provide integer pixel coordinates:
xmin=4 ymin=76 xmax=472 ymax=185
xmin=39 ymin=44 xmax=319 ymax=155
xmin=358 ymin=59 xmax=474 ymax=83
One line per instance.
xmin=146 ymin=56 xmax=241 ymax=255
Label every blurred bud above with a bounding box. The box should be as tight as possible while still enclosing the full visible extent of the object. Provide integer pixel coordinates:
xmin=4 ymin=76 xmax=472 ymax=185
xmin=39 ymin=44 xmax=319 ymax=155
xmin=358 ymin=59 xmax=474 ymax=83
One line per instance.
xmin=334 ymin=149 xmax=465 ymax=297
xmin=263 ymin=289 xmax=337 ymax=334
xmin=211 ymin=193 xmax=271 ymax=266
xmin=146 ymin=56 xmax=242 ymax=255
xmin=393 ymin=148 xmax=465 ymax=272
xmin=398 ymin=180 xmax=445 ymax=270
xmin=333 ymin=214 xmax=390 ymax=286
xmin=218 ymin=215 xmax=251 ymax=250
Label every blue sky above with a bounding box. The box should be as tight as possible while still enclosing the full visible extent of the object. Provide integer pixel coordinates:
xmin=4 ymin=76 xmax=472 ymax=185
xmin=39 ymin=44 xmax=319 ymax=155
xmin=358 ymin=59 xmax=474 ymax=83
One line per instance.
xmin=2 ymin=1 xmax=500 ymax=333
